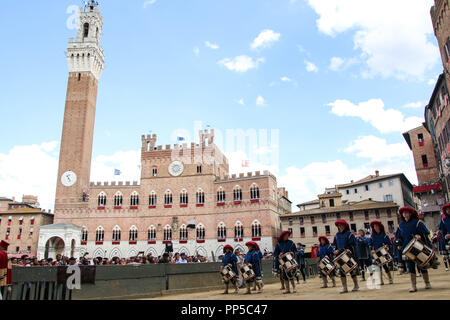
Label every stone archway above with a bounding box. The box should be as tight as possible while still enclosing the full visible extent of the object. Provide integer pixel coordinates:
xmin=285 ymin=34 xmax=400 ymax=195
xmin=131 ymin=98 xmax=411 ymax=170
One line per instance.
xmin=44 ymin=237 xmax=65 ymax=259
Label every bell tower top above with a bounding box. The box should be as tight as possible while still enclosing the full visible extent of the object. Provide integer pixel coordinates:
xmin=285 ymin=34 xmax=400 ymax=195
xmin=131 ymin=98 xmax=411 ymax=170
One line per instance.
xmin=66 ymin=1 xmax=104 ymax=80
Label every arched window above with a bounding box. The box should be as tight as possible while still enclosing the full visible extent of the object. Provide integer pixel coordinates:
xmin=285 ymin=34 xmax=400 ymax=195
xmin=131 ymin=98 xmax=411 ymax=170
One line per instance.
xmin=148 ymin=226 xmax=156 ymax=241
xmin=129 ymin=225 xmax=138 ymax=241
xmin=196 ymin=188 xmax=205 ymax=205
xmin=98 ymin=192 xmax=107 ymax=207
xmin=234 ymin=221 xmax=244 ymax=239
xmin=217 ymin=222 xmax=226 ymax=240
xmin=179 ymin=224 xmax=188 ymax=241
xmin=81 ymin=227 xmax=88 ymax=242
xmin=252 ymin=220 xmax=262 ymax=238
xmin=250 ymin=184 xmax=260 ymax=200
xmin=114 ymin=192 xmax=123 ymax=207
xmin=149 ymin=191 xmax=157 ymax=206
xmin=196 ymin=224 xmax=205 ymax=240
xmin=180 ymin=189 xmax=188 ymax=205
xmin=164 ymin=225 xmax=172 ymax=241
xmin=130 ymin=191 xmax=139 ymax=206
xmin=95 ymin=226 xmax=104 ymax=242
xmin=112 ymin=226 xmax=121 ymax=242
xmin=233 ymin=186 xmax=242 ymax=201
xmin=165 ymin=190 xmax=173 ymax=206
xmin=217 ymin=187 xmax=226 ymax=203
xmin=83 ymin=23 xmax=89 ymax=38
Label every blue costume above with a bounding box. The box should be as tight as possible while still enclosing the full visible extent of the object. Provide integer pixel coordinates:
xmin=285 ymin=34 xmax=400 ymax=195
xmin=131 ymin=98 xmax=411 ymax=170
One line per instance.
xmin=318 ymin=243 xmax=335 ymax=261
xmin=370 ymin=230 xmax=394 ymax=276
xmin=244 ymin=249 xmax=262 ymax=278
xmin=395 ymin=217 xmax=431 ymax=274
xmin=273 ymin=239 xmax=297 ymax=280
xmin=333 ymin=229 xmax=359 ymax=278
xmin=438 ymin=215 xmax=450 ymax=269
xmin=295 ymin=247 xmax=306 ymax=282
xmin=222 ymin=251 xmax=238 ymax=275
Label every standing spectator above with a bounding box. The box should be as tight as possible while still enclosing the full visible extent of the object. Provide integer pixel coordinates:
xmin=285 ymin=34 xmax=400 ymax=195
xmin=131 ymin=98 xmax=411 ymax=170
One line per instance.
xmin=295 ymin=243 xmax=306 ymax=284
xmin=356 ymin=229 xmax=372 ymax=281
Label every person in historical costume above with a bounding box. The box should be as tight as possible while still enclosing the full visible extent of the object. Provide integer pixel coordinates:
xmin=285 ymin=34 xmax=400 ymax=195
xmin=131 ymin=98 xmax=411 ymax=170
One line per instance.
xmin=242 ymin=242 xmax=263 ymax=294
xmin=439 ymin=203 xmax=450 ymax=272
xmin=355 ymin=229 xmax=372 ymax=281
xmin=317 ymin=236 xmax=336 ymax=288
xmin=369 ymin=221 xmax=394 ymax=285
xmin=221 ymin=245 xmax=239 ymax=294
xmin=295 ymin=243 xmax=306 ymax=284
xmin=333 ymin=219 xmax=359 ymax=294
xmin=395 ymin=207 xmax=437 ymax=292
xmin=0 ymin=240 xmax=11 ymax=300
xmin=273 ymin=231 xmax=297 ymax=294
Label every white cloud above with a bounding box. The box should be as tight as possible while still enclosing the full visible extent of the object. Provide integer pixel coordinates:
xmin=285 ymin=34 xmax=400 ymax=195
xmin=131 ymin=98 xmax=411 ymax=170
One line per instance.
xmin=305 ymin=60 xmax=318 ymax=72
xmin=256 ymin=95 xmax=267 ymax=106
xmin=205 ymin=41 xmax=219 ymax=50
xmin=281 ymin=76 xmax=292 ymax=82
xmin=193 ymin=47 xmax=200 ymax=56
xmin=251 ymin=30 xmax=281 ymax=50
xmin=0 ymin=141 xmax=141 ymax=212
xmin=143 ymin=0 xmax=157 ymax=8
xmin=344 ymin=136 xmax=411 ymax=162
xmin=403 ymin=101 xmax=424 ymax=109
xmin=329 ymin=57 xmax=344 ymax=71
xmin=0 ymin=142 xmax=59 ymax=212
xmin=307 ymin=0 xmax=439 ymax=79
xmin=218 ymin=55 xmax=265 ymax=72
xmin=237 ymin=99 xmax=245 ymax=105
xmin=328 ymin=98 xmax=423 ymax=134
xmin=428 ymin=78 xmax=437 ymax=86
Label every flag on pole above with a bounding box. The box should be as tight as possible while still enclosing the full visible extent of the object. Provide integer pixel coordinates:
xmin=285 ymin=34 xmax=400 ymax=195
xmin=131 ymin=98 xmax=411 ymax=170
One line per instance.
xmin=242 ymin=160 xmax=250 ymax=168
xmin=177 ymin=136 xmax=185 ymax=142
xmin=114 ymin=169 xmax=122 ymax=176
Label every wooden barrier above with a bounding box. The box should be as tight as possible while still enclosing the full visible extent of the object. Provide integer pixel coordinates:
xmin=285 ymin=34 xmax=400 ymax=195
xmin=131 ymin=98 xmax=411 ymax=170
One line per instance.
xmin=3 ymin=259 xmax=318 ymax=300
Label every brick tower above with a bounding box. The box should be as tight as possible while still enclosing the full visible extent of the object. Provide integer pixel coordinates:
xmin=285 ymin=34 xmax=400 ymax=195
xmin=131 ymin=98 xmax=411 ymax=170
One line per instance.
xmin=55 ymin=3 xmax=104 ymax=212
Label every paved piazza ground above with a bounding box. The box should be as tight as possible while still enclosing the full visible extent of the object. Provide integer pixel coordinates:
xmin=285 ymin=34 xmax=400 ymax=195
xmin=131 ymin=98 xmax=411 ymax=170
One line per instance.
xmin=149 ymin=269 xmax=450 ymax=300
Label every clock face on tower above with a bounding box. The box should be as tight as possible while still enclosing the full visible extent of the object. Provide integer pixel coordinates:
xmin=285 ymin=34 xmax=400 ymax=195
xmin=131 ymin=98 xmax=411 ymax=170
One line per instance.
xmin=168 ymin=161 xmax=184 ymax=177
xmin=61 ymin=171 xmax=77 ymax=187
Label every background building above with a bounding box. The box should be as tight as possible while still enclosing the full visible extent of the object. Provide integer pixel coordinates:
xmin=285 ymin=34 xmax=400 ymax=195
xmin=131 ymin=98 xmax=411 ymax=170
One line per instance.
xmin=0 ymin=196 xmax=54 ymax=257
xmin=403 ymin=125 xmax=444 ymax=229
xmin=38 ymin=3 xmax=290 ymax=261
xmin=424 ymin=1 xmax=450 ymax=201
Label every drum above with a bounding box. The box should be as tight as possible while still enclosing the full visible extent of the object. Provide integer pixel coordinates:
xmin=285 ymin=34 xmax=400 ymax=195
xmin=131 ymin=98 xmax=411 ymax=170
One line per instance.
xmin=221 ymin=264 xmax=236 ymax=282
xmin=318 ymin=256 xmax=335 ymax=276
xmin=278 ymin=252 xmax=298 ymax=272
xmin=333 ymin=250 xmax=358 ymax=274
xmin=240 ymin=264 xmax=255 ymax=281
xmin=446 ymin=239 xmax=450 ymax=251
xmin=372 ymin=245 xmax=393 ymax=267
xmin=403 ymin=238 xmax=436 ymax=269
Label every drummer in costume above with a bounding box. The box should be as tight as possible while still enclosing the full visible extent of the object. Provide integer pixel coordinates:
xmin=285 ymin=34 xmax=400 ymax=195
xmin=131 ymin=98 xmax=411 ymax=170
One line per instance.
xmin=332 ymin=219 xmax=360 ymax=294
xmin=221 ymin=245 xmax=239 ymax=294
xmin=439 ymin=203 xmax=450 ymax=272
xmin=273 ymin=231 xmax=298 ymax=294
xmin=356 ymin=229 xmax=372 ymax=281
xmin=0 ymin=240 xmax=11 ymax=300
xmin=242 ymin=241 xmax=263 ymax=294
xmin=295 ymin=243 xmax=306 ymax=284
xmin=395 ymin=207 xmax=435 ymax=292
xmin=317 ymin=236 xmax=336 ymax=288
xmin=369 ymin=221 xmax=394 ymax=285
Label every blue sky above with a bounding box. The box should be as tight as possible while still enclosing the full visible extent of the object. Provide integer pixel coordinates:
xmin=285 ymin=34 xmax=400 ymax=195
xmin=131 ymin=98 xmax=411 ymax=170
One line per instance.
xmin=0 ymin=0 xmax=443 ymax=210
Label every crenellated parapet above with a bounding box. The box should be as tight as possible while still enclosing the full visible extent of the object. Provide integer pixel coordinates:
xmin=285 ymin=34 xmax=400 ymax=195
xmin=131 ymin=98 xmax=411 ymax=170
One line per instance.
xmin=215 ymin=170 xmax=276 ymax=183
xmin=90 ymin=181 xmax=140 ymax=188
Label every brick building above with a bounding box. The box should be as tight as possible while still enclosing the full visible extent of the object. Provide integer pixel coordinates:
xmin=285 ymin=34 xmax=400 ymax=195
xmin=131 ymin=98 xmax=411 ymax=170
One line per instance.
xmin=424 ymin=1 xmax=450 ymax=201
xmin=37 ymin=3 xmax=290 ymax=260
xmin=0 ymin=196 xmax=54 ymax=257
xmin=281 ymin=198 xmax=399 ymax=248
xmin=403 ymin=125 xmax=444 ymax=229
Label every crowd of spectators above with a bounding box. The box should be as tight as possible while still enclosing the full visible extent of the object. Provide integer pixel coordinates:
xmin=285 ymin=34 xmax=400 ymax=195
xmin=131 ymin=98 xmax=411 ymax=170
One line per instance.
xmin=10 ymin=249 xmax=275 ymax=267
